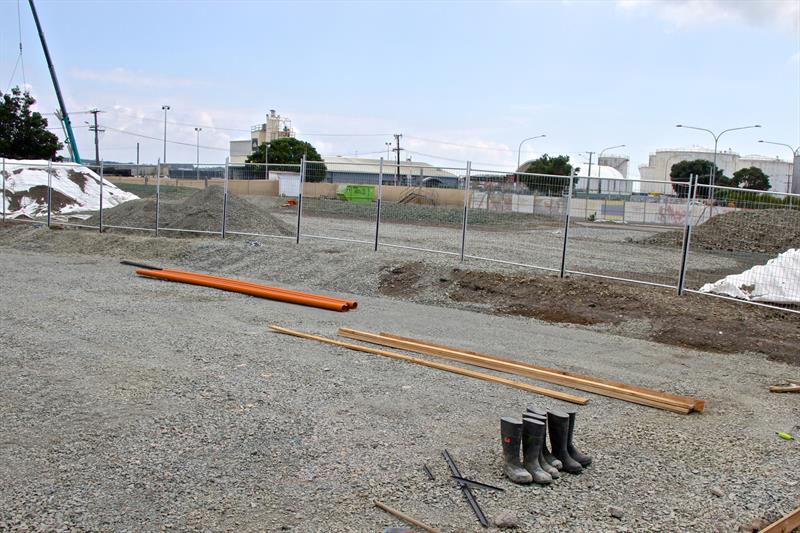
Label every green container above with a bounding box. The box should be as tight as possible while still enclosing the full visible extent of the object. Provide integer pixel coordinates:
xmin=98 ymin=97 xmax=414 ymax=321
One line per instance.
xmin=337 ymin=184 xmax=376 ymax=203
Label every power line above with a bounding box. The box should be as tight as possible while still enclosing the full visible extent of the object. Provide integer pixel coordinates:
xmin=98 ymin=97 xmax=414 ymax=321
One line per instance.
xmin=102 ymin=125 xmax=230 ymax=151
xmin=405 ymin=135 xmax=518 ymax=153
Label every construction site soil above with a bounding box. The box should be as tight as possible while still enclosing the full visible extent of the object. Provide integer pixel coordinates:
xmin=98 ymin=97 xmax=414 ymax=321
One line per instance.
xmin=639 ymin=208 xmax=800 ymax=255
xmin=88 ymin=186 xmax=293 ymax=237
xmin=1 ymin=222 xmax=799 ymax=532
xmin=379 ymin=262 xmax=800 ymax=365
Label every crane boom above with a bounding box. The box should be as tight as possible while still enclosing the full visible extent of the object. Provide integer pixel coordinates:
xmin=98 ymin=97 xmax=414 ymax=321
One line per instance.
xmin=28 ymin=0 xmax=80 ymax=163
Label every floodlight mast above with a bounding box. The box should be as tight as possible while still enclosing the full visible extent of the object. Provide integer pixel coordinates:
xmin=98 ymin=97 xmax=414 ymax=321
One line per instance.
xmin=28 ymin=0 xmax=80 ymax=163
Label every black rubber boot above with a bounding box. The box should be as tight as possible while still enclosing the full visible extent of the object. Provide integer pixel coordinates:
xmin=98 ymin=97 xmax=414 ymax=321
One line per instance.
xmin=566 ymin=408 xmax=592 ymax=467
xmin=521 ymin=418 xmax=553 ymax=485
xmin=500 ymin=417 xmax=533 ymax=484
xmin=547 ymin=409 xmax=583 ymax=474
xmin=523 ymin=415 xmax=560 ymax=479
xmin=526 ymin=407 xmax=563 ymax=471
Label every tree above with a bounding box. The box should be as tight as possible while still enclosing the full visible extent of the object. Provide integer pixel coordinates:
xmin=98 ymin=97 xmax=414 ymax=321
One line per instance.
xmin=246 ymin=137 xmax=327 ymax=182
xmin=518 ymin=154 xmax=579 ymax=195
xmin=669 ymin=159 xmax=730 ymax=198
xmin=0 ymin=87 xmax=63 ymax=160
xmin=732 ymin=166 xmax=770 ymax=191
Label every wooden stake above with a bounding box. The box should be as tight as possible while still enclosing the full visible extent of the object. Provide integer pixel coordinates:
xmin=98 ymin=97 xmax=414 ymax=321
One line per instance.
xmin=269 ymin=326 xmax=589 ymax=405
xmin=759 ymin=505 xmax=800 ymax=533
xmin=338 ymin=328 xmax=698 ymax=415
xmin=373 ymin=500 xmax=442 ymax=533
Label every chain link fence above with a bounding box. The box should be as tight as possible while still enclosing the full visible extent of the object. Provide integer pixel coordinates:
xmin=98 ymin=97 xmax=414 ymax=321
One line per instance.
xmin=3 ymin=158 xmax=798 ymax=314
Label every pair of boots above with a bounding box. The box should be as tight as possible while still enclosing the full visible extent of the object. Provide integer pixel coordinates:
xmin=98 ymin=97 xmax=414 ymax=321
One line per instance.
xmin=501 ymin=407 xmax=591 ymax=485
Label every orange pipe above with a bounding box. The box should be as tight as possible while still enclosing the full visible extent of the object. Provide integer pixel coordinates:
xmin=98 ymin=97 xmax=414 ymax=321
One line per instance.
xmin=160 ymin=269 xmax=357 ymax=309
xmin=136 ymin=269 xmax=350 ymax=312
xmin=159 ymin=270 xmax=356 ymax=310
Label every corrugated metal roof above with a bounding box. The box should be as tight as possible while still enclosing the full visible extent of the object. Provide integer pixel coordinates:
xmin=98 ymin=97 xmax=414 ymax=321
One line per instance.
xmin=323 ymin=156 xmax=459 ymax=178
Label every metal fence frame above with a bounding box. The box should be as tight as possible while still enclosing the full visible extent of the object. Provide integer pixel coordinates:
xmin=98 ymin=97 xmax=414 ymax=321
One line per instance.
xmin=2 ymin=158 xmax=798 ymax=315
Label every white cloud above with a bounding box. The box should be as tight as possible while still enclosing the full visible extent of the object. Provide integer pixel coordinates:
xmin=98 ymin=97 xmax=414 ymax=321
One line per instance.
xmin=69 ymin=67 xmax=209 ymax=89
xmin=617 ymin=0 xmax=800 ymax=34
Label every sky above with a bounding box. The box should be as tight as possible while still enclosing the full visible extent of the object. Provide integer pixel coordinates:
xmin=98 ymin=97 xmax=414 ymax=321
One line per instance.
xmin=1 ymin=0 xmax=798 ymax=175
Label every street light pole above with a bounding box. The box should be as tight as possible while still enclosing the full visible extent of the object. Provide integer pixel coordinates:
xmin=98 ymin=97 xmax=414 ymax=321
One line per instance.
xmin=161 ymin=105 xmax=171 ymax=163
xmin=194 ymin=127 xmax=202 ymax=185
xmin=758 ymin=140 xmax=800 ymax=194
xmin=596 ymin=144 xmax=625 ymax=193
xmin=515 ymin=134 xmax=546 ymax=187
xmin=675 ymin=124 xmax=761 ymax=205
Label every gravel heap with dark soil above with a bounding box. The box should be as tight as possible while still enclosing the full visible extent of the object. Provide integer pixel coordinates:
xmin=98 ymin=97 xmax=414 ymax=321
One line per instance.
xmin=639 ymin=208 xmax=800 ymax=255
xmin=89 ymin=185 xmax=293 ymax=237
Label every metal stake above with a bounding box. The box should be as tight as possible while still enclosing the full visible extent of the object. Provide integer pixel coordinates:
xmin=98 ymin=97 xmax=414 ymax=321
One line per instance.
xmin=46 ymin=160 xmax=52 ymax=227
xmin=374 ymin=158 xmax=383 ymax=251
xmin=442 ymin=449 xmax=488 ymax=528
xmin=222 ymin=157 xmax=229 ymax=238
xmin=296 ymin=155 xmax=305 ymax=244
xmin=459 ymin=161 xmax=471 ymax=261
xmin=677 ymin=174 xmax=697 ymax=295
xmin=155 ymin=159 xmax=161 ymax=236
xmin=99 ymin=160 xmax=104 ymax=232
xmin=560 ymin=174 xmax=574 ymax=278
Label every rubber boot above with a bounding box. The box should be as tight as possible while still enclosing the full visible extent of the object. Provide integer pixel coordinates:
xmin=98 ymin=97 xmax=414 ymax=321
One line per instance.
xmin=500 ymin=417 xmax=533 ymax=484
xmin=565 ymin=408 xmax=592 ymax=467
xmin=526 ymin=407 xmax=563 ymax=471
xmin=521 ymin=418 xmax=553 ymax=485
xmin=523 ymin=416 xmax=560 ymax=479
xmin=547 ymin=409 xmax=583 ymax=474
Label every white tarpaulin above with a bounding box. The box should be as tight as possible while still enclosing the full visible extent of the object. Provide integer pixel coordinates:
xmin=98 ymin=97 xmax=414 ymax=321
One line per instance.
xmin=1 ymin=159 xmax=138 ymax=218
xmin=699 ymin=249 xmax=800 ymax=304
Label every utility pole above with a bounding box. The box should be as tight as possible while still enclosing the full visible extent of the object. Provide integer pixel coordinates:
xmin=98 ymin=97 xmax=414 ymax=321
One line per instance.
xmin=393 ymin=134 xmax=403 ymax=185
xmin=585 ymin=151 xmax=595 ymax=194
xmin=88 ymin=109 xmax=103 ymax=165
xmin=136 ymin=143 xmax=140 ymax=176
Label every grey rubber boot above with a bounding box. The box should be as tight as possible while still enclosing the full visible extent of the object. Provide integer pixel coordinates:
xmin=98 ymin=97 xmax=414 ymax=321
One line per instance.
xmin=565 ymin=408 xmax=592 ymax=467
xmin=547 ymin=409 xmax=583 ymax=474
xmin=521 ymin=418 xmax=553 ymax=485
xmin=500 ymin=417 xmax=533 ymax=484
xmin=526 ymin=407 xmax=563 ymax=471
xmin=523 ymin=415 xmax=560 ymax=479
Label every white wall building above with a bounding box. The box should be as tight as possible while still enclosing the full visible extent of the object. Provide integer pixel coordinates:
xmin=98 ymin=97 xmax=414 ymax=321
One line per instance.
xmin=638 ymin=146 xmax=794 ymax=194
xmin=574 ymin=164 xmax=633 ymax=194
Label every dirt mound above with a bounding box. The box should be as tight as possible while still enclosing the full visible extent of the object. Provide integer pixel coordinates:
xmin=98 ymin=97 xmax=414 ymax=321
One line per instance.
xmin=90 ymin=186 xmax=293 ymax=237
xmin=641 ymin=209 xmax=800 ymax=254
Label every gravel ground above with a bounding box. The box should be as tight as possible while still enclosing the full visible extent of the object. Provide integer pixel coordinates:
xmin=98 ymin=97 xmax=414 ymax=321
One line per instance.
xmin=1 ymin=227 xmax=799 ymax=532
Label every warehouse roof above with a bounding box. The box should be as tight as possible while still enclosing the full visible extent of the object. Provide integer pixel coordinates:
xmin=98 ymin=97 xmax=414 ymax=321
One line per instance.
xmin=322 ymin=156 xmax=459 ymax=179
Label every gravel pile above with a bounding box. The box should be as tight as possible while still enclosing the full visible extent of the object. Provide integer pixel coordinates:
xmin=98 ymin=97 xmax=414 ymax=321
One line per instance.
xmin=89 ymin=186 xmax=293 ymax=237
xmin=640 ymin=209 xmax=800 ymax=254
xmin=0 ymin=247 xmax=798 ymax=532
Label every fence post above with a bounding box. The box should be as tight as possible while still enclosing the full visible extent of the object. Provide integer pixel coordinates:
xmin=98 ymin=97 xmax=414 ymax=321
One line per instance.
xmin=155 ymin=159 xmax=161 ymax=236
xmin=46 ymin=160 xmax=52 ymax=227
xmin=560 ymin=174 xmax=574 ymax=278
xmin=677 ymin=174 xmax=697 ymax=295
xmin=459 ymin=161 xmax=471 ymax=261
xmin=296 ymin=155 xmax=305 ymax=244
xmin=99 ymin=160 xmax=104 ymax=232
xmin=222 ymin=157 xmax=229 ymax=238
xmin=374 ymin=157 xmax=383 ymax=251
xmin=2 ymin=157 xmax=6 ymax=222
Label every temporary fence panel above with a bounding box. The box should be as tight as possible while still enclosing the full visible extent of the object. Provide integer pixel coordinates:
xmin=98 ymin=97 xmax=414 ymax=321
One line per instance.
xmin=684 ymin=183 xmax=800 ymax=313
xmin=564 ymin=178 xmax=685 ymax=288
xmin=376 ymin=161 xmax=467 ymax=256
xmin=464 ymin=169 xmax=570 ymax=272
xmin=298 ymin=159 xmax=377 ymax=245
xmin=223 ymin=162 xmax=297 ymax=241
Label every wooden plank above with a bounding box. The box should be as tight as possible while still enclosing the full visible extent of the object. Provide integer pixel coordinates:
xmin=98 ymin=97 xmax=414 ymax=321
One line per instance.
xmin=374 ymin=500 xmax=442 ymax=533
xmin=381 ymin=331 xmax=704 ymax=413
xmin=269 ymin=326 xmax=589 ymax=405
xmin=338 ymin=328 xmax=694 ymax=415
xmin=769 ymin=384 xmax=800 ymax=393
xmin=759 ymin=505 xmax=800 ymax=533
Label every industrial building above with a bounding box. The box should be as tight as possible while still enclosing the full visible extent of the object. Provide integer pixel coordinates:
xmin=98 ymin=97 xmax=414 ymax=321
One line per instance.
xmin=229 ymin=110 xmax=294 ymax=164
xmin=322 ymin=156 xmax=459 ymax=187
xmin=638 ymin=147 xmax=796 ymax=194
